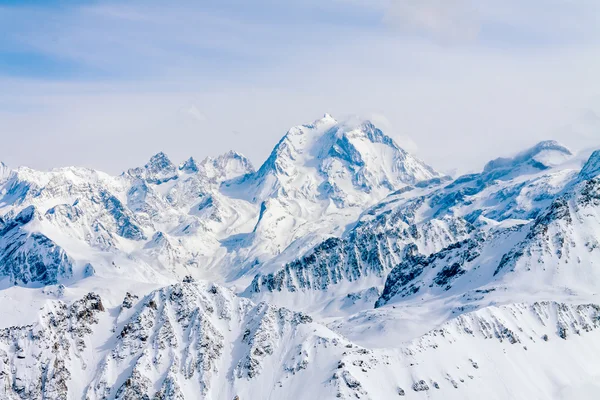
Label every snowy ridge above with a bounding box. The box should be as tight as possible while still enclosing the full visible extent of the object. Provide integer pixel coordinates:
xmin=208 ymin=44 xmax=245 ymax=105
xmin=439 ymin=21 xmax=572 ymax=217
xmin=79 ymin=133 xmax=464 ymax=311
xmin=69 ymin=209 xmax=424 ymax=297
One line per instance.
xmin=248 ymin=207 xmax=471 ymax=295
xmin=0 ymin=114 xmax=439 ymax=289
xmin=246 ymin=140 xmax=581 ymax=315
xmin=1 ymin=283 xmax=600 ymax=399
xmin=333 ymin=301 xmax=600 ymax=399
xmin=0 ymin=293 xmax=105 ymax=399
xmin=0 ymin=117 xmax=600 ymax=399
xmin=375 ymin=163 xmax=600 ymax=308
xmin=87 ymin=280 xmax=318 ymax=399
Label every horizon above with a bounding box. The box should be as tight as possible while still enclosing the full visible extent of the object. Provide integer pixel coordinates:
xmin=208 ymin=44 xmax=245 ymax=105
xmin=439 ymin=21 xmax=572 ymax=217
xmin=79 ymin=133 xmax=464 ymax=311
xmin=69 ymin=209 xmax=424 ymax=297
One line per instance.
xmin=0 ymin=112 xmax=596 ymax=178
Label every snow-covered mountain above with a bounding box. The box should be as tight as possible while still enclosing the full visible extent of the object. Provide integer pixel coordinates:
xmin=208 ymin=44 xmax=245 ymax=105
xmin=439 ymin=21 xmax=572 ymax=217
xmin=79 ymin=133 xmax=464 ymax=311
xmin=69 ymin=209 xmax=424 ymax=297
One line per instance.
xmin=0 ymin=114 xmax=440 ymax=288
xmin=0 ymin=115 xmax=600 ymax=399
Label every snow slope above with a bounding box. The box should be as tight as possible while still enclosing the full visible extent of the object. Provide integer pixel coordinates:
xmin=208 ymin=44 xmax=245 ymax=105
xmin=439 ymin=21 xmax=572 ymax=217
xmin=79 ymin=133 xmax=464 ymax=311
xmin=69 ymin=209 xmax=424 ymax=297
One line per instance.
xmin=0 ymin=115 xmax=599 ymax=399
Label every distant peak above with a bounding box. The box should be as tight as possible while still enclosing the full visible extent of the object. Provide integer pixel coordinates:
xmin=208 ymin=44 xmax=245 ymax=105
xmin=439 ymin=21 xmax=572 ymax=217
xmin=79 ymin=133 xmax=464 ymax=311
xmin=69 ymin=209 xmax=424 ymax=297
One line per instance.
xmin=219 ymin=150 xmax=249 ymax=161
xmin=484 ymin=140 xmax=572 ymax=173
xmin=127 ymin=151 xmax=178 ymax=184
xmin=144 ymin=152 xmax=177 ymax=177
xmin=179 ymin=157 xmax=199 ymax=173
xmin=312 ymin=113 xmax=337 ymax=127
xmin=528 ymin=140 xmax=571 ymax=154
xmin=200 ymin=150 xmax=255 ymax=182
xmin=147 ymin=152 xmax=174 ymax=169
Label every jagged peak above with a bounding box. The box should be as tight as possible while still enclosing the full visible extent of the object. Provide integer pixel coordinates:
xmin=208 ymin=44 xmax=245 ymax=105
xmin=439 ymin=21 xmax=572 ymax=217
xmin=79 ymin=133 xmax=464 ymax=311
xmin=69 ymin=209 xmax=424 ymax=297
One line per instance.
xmin=580 ymin=150 xmax=600 ymax=180
xmin=127 ymin=152 xmax=178 ymax=184
xmin=313 ymin=113 xmax=337 ymax=127
xmin=259 ymin=115 xmax=396 ymax=174
xmin=179 ymin=157 xmax=200 ymax=173
xmin=241 ymin=114 xmax=440 ymax=206
xmin=199 ymin=150 xmax=255 ymax=183
xmin=484 ymin=140 xmax=572 ymax=173
xmin=145 ymin=151 xmax=175 ymax=172
xmin=211 ymin=150 xmax=252 ymax=165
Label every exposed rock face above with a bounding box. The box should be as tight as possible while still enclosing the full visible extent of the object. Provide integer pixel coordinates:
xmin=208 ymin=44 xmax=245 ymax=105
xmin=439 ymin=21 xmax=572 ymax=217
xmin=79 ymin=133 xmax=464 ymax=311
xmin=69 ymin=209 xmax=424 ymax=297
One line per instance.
xmin=375 ymin=171 xmax=600 ymax=308
xmin=0 ymin=293 xmax=104 ymax=399
xmin=0 ymin=206 xmax=73 ymax=285
xmin=128 ymin=152 xmax=179 ymax=185
xmin=249 ymin=205 xmax=471 ymax=294
xmin=0 ymin=126 xmax=599 ymax=399
xmin=375 ymin=237 xmax=484 ymax=307
xmin=87 ymin=281 xmax=314 ymax=399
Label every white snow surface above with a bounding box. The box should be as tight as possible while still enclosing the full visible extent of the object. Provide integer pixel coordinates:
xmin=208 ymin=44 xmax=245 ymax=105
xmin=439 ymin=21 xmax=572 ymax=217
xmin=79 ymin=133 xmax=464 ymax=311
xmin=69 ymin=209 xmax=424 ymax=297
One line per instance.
xmin=0 ymin=115 xmax=599 ymax=399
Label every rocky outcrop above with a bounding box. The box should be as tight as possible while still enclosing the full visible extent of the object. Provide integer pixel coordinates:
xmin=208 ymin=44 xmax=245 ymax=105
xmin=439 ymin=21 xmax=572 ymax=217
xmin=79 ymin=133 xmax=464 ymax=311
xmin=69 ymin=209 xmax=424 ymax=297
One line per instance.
xmin=249 ymin=208 xmax=471 ymax=294
xmin=87 ymin=281 xmax=314 ymax=399
xmin=0 ymin=293 xmax=104 ymax=399
xmin=0 ymin=206 xmax=73 ymax=285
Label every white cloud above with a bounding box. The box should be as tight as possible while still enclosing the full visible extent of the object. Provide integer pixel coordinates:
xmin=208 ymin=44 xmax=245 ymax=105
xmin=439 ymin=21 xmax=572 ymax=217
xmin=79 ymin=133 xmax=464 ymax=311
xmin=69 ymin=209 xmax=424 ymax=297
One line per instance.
xmin=383 ymin=0 xmax=480 ymax=42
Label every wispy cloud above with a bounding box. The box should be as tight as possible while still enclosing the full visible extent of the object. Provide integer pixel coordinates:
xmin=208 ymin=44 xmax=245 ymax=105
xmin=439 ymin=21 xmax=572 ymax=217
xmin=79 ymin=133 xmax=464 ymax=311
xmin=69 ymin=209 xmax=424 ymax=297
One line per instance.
xmin=383 ymin=0 xmax=480 ymax=43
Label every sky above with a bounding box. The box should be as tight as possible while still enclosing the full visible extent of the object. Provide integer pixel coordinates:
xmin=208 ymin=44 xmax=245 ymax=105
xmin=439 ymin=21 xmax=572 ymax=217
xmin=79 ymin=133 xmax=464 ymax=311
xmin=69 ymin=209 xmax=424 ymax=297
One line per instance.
xmin=1 ymin=0 xmax=599 ymax=175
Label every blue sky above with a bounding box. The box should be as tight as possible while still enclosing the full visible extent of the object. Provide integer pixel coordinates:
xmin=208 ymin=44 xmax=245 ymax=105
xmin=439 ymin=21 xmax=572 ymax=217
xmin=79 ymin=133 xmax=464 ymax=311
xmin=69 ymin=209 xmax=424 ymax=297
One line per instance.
xmin=1 ymin=0 xmax=599 ymax=174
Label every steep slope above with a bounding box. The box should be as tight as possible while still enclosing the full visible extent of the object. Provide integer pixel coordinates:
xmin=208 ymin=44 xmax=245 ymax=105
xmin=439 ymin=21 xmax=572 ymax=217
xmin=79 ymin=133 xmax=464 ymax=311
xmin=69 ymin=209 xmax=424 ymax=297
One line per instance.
xmin=246 ymin=141 xmax=580 ymax=315
xmin=0 ymin=129 xmax=599 ymax=399
xmin=231 ymin=114 xmax=439 ymax=206
xmin=0 ymin=115 xmax=439 ymax=290
xmin=579 ymin=150 xmax=600 ymax=180
xmin=375 ymin=151 xmax=600 ymax=310
xmin=216 ymin=114 xmax=442 ymax=281
xmin=0 ymin=206 xmax=73 ymax=286
xmin=0 ymin=281 xmax=350 ymax=400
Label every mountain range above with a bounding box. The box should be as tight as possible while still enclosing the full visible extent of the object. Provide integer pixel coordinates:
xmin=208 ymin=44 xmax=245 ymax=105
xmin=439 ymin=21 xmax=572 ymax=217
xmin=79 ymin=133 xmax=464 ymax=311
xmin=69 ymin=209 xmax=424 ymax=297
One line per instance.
xmin=0 ymin=114 xmax=599 ymax=399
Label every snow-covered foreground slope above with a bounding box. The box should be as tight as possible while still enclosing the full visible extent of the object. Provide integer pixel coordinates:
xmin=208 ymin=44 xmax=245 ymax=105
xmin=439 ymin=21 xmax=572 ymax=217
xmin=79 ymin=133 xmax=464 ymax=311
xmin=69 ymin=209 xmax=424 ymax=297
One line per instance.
xmin=1 ymin=114 xmax=600 ymax=399
xmin=1 ymin=281 xmax=600 ymax=399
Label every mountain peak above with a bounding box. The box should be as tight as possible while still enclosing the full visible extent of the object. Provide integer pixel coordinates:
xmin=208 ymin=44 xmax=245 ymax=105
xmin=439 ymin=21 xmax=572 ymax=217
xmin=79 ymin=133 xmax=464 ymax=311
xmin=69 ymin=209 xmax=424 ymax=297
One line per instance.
xmin=200 ymin=150 xmax=254 ymax=182
xmin=244 ymin=115 xmax=439 ymax=206
xmin=319 ymin=113 xmax=336 ymax=124
xmin=179 ymin=157 xmax=200 ymax=173
xmin=14 ymin=205 xmax=39 ymax=226
xmin=146 ymin=152 xmax=175 ymax=172
xmin=484 ymin=140 xmax=572 ymax=174
xmin=128 ymin=152 xmax=178 ymax=184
